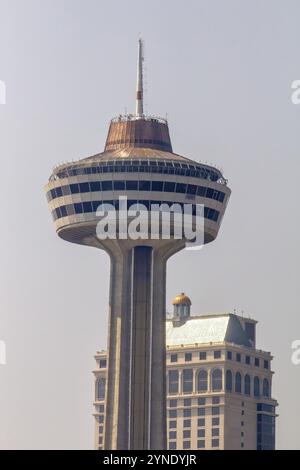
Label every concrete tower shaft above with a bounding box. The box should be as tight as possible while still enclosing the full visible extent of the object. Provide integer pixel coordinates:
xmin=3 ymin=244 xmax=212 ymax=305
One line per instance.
xmin=100 ymin=238 xmax=185 ymax=449
xmin=45 ymin=40 xmax=231 ymax=450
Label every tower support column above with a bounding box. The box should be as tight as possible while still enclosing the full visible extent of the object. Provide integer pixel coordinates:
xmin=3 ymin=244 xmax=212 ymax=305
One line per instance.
xmin=102 ymin=239 xmax=184 ymax=450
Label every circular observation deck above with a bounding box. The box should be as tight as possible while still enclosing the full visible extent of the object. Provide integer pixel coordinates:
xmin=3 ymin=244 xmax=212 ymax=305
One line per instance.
xmin=45 ymin=116 xmax=231 ymax=247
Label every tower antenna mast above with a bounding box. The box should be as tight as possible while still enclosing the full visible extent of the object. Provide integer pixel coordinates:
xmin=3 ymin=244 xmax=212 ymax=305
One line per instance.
xmin=136 ymin=38 xmax=144 ymax=117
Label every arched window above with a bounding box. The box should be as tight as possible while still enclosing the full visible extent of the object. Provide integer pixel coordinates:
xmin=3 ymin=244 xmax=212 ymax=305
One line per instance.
xmin=235 ymin=372 xmax=242 ymax=393
xmin=212 ymin=369 xmax=222 ymax=392
xmin=226 ymin=370 xmax=232 ymax=392
xmin=254 ymin=376 xmax=260 ymax=397
xmin=263 ymin=378 xmax=269 ymax=398
xmin=96 ymin=377 xmax=106 ymax=401
xmin=168 ymin=370 xmax=179 ymax=394
xmin=244 ymin=374 xmax=251 ymax=395
xmin=197 ymin=370 xmax=208 ymax=392
xmin=182 ymin=369 xmax=193 ymax=394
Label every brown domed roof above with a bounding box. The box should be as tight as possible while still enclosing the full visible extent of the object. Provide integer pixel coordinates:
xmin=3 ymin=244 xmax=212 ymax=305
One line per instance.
xmin=172 ymin=293 xmax=192 ymax=306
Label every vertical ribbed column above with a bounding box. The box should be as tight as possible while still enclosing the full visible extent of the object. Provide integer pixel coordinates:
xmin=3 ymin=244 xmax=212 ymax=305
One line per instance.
xmin=130 ymin=246 xmax=153 ymax=448
xmin=103 ymin=240 xmax=184 ymax=450
xmin=104 ymin=243 xmax=132 ymax=450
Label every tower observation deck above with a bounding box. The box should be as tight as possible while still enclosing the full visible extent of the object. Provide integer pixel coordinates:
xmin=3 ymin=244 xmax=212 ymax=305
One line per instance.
xmin=45 ymin=39 xmax=231 ymax=450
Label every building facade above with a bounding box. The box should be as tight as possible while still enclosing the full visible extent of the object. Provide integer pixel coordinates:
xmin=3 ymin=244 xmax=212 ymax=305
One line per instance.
xmin=93 ymin=294 xmax=277 ymax=450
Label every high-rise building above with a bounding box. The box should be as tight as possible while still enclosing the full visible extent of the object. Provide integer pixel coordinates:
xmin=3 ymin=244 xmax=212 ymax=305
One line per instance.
xmin=94 ymin=294 xmax=277 ymax=450
xmin=45 ymin=40 xmax=231 ymax=449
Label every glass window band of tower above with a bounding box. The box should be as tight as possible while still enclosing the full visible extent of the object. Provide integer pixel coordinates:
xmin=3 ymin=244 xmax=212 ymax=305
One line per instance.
xmin=50 ymin=160 xmax=225 ymax=183
xmin=46 ymin=180 xmax=226 ymax=203
xmin=51 ymin=200 xmax=220 ymax=222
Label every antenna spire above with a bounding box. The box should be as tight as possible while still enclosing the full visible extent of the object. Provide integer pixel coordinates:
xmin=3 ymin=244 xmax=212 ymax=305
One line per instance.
xmin=136 ymin=38 xmax=144 ymax=117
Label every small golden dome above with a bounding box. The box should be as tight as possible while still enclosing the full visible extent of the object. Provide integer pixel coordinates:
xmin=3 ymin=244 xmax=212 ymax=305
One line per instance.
xmin=172 ymin=293 xmax=192 ymax=306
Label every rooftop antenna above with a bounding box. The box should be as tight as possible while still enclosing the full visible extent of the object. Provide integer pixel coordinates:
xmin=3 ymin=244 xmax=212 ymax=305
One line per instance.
xmin=136 ymin=38 xmax=144 ymax=118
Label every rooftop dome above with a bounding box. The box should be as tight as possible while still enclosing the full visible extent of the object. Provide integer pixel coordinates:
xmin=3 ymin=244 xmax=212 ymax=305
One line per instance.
xmin=172 ymin=293 xmax=192 ymax=306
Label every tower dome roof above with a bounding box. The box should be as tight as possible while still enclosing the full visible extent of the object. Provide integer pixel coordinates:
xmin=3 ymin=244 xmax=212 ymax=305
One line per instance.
xmin=172 ymin=293 xmax=192 ymax=306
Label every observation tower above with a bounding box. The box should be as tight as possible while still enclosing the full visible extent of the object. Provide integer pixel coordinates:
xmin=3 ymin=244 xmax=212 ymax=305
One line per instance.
xmin=45 ymin=39 xmax=231 ymax=450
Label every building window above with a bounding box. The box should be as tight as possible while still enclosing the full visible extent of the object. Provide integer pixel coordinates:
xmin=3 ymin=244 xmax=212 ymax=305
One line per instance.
xmin=227 ymin=351 xmax=232 ymax=360
xmin=169 ymin=442 xmax=176 ymax=450
xmin=235 ymin=372 xmax=242 ymax=393
xmin=185 ymin=353 xmax=192 ymax=362
xmin=212 ymin=369 xmax=223 ymax=391
xmin=126 ymin=180 xmax=138 ymax=190
xmin=212 ymin=406 xmax=220 ymax=415
xmin=226 ymin=370 xmax=233 ymax=392
xmin=236 ymin=353 xmax=241 ymax=362
xmin=96 ymin=378 xmax=106 ymax=401
xmin=170 ymin=354 xmax=178 ymax=363
xmin=198 ymin=407 xmax=205 ymax=416
xmin=99 ymin=359 xmax=107 ymax=368
xmin=263 ymin=378 xmax=270 ymax=398
xmin=198 ymin=418 xmax=205 ymax=427
xmin=198 ymin=397 xmax=206 ymax=406
xmin=212 ymin=439 xmax=219 ymax=448
xmin=169 ymin=431 xmax=176 ymax=440
xmin=245 ymin=356 xmax=251 ymax=365
xmin=182 ymin=369 xmax=193 ymax=394
xmin=241 ymin=432 xmax=244 ymax=437
xmin=214 ymin=350 xmax=221 ymax=359
xmin=168 ymin=370 xmax=179 ymax=394
xmin=98 ymin=415 xmax=104 ymax=424
xmin=197 ymin=370 xmax=208 ymax=392
xmin=183 ymin=441 xmax=191 ymax=449
xmin=169 ymin=410 xmax=177 ymax=418
xmin=98 ymin=404 xmax=104 ymax=413
xmin=197 ymin=429 xmax=205 ymax=438
xmin=254 ymin=377 xmax=260 ymax=397
xmin=199 ymin=352 xmax=207 ymax=360
xmin=257 ymin=413 xmax=275 ymax=450
xmin=255 ymin=358 xmax=260 ymax=367
xmin=164 ymin=181 xmax=176 ymax=192
xmin=241 ymin=421 xmax=244 ymax=426
xmin=212 ymin=428 xmax=219 ymax=437
xmin=257 ymin=403 xmax=275 ymax=413
xmin=184 ymin=398 xmax=191 ymax=407
xmin=244 ymin=374 xmax=251 ymax=395
xmin=138 ymin=180 xmax=151 ymax=191
xmin=197 ymin=369 xmax=207 ymax=392
xmin=183 ymin=419 xmax=191 ymax=428
xmin=212 ymin=417 xmax=219 ymax=426
xmin=169 ymin=420 xmax=177 ymax=429
xmin=241 ymin=443 xmax=244 ymax=448
xmin=264 ymin=360 xmax=269 ymax=370
xmin=169 ymin=399 xmax=177 ymax=408
xmin=197 ymin=440 xmax=205 ymax=449
xmin=99 ymin=426 xmax=103 ymax=434
xmin=183 ymin=430 xmax=191 ymax=439
xmin=183 ymin=408 xmax=191 ymax=418
xmin=212 ymin=397 xmax=220 ymax=404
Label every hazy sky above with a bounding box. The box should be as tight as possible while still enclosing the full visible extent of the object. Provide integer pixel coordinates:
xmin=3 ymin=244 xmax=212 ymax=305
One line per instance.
xmin=0 ymin=0 xmax=299 ymax=449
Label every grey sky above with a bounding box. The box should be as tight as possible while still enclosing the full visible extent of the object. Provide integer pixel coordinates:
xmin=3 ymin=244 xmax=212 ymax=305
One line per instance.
xmin=0 ymin=0 xmax=299 ymax=449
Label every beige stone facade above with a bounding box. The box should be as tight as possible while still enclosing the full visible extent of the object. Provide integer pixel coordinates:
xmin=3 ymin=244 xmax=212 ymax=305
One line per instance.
xmin=93 ymin=302 xmax=277 ymax=450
